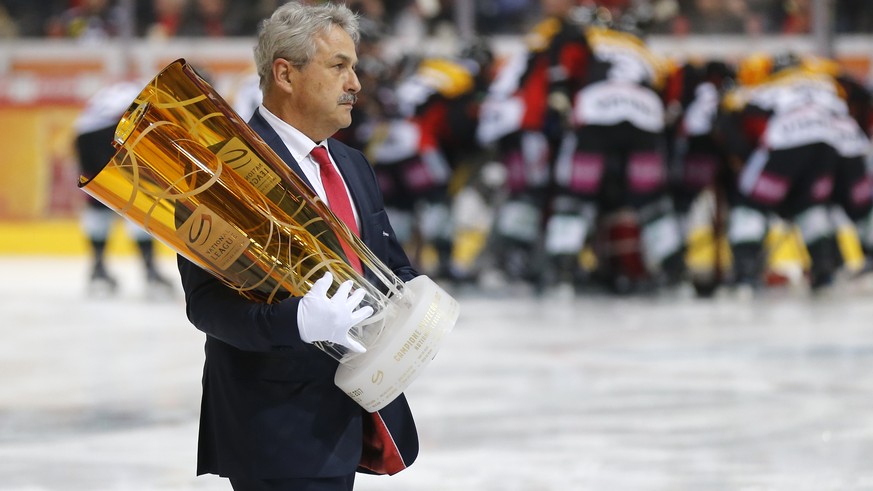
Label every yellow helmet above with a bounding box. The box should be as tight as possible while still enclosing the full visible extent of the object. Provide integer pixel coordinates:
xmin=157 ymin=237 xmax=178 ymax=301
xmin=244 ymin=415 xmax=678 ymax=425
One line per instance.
xmin=801 ymin=55 xmax=841 ymax=77
xmin=737 ymin=52 xmax=772 ymax=86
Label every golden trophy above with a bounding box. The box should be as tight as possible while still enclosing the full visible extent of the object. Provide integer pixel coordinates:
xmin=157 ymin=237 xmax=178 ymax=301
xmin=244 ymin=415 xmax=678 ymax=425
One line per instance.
xmin=77 ymin=59 xmax=459 ymax=412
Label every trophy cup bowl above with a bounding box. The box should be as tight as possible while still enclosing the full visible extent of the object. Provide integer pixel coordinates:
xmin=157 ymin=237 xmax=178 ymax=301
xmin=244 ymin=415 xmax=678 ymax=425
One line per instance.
xmin=77 ymin=59 xmax=459 ymax=412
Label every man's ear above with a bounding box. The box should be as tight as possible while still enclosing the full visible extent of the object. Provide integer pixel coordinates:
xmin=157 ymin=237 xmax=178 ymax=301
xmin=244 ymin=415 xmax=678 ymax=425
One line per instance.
xmin=271 ymin=58 xmax=294 ymax=94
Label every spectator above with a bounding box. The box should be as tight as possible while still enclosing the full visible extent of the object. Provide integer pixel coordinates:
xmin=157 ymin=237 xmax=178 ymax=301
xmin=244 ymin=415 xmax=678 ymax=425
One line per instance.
xmin=0 ymin=3 xmax=17 ymax=38
xmin=3 ymin=0 xmax=67 ymax=37
xmin=778 ymin=0 xmax=812 ymax=34
xmin=45 ymin=0 xmax=126 ymax=41
xmin=144 ymin=0 xmax=188 ymax=39
xmin=680 ymin=0 xmax=746 ymax=34
xmin=836 ymin=0 xmax=873 ymax=33
xmin=743 ymin=0 xmax=780 ymax=33
xmin=176 ymin=0 xmax=244 ymax=37
xmin=477 ymin=0 xmax=538 ymax=34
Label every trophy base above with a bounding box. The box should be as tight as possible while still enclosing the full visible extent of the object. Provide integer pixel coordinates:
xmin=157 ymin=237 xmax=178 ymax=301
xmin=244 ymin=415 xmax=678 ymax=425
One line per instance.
xmin=334 ymin=275 xmax=459 ymax=412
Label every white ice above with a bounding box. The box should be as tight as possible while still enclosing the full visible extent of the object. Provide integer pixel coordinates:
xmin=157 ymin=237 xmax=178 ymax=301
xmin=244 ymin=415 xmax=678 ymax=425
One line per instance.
xmin=3 ymin=256 xmax=873 ymax=490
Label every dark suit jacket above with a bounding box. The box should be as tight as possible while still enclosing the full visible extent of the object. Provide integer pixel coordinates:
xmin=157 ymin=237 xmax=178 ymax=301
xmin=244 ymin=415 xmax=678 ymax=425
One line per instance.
xmin=177 ymin=108 xmax=419 ymax=479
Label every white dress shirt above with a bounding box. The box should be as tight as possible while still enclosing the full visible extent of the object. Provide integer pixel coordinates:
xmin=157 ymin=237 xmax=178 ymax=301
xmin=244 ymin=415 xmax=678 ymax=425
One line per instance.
xmin=257 ymin=105 xmax=360 ymax=227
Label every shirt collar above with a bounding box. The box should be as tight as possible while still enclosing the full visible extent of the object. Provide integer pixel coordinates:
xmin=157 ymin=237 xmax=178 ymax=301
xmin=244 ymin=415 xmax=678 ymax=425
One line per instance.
xmin=257 ymin=104 xmax=328 ymax=161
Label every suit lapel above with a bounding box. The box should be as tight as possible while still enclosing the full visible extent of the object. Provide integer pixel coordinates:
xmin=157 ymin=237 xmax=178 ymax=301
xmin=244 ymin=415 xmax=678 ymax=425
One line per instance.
xmin=249 ymin=110 xmax=370 ymax=242
xmin=248 ymin=108 xmax=314 ymax=191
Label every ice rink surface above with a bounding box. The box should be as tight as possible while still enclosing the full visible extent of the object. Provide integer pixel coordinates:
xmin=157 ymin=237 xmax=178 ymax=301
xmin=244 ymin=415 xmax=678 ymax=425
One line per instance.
xmin=3 ymin=256 xmax=873 ymax=491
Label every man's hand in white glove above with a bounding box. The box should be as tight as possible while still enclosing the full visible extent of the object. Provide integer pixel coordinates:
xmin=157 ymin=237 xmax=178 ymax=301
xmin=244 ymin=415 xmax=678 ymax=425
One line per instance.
xmin=297 ymin=272 xmax=372 ymax=353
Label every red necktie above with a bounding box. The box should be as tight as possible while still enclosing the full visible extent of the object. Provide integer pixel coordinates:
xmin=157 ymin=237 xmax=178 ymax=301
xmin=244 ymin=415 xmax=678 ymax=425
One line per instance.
xmin=310 ymin=146 xmax=363 ymax=274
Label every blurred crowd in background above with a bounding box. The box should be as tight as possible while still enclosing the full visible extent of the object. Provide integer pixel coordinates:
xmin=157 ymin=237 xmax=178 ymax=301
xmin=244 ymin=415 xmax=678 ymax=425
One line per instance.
xmin=1 ymin=0 xmax=873 ymax=40
xmin=289 ymin=2 xmax=871 ymax=298
xmin=4 ymin=0 xmax=873 ymax=299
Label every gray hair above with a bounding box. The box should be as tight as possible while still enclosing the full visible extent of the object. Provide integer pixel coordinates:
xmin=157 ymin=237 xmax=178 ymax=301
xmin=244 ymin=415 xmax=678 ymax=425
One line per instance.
xmin=254 ymin=1 xmax=360 ymax=91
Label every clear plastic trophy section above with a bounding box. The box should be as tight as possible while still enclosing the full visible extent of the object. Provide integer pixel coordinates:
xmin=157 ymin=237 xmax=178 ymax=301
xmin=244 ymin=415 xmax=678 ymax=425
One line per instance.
xmin=77 ymin=59 xmax=459 ymax=412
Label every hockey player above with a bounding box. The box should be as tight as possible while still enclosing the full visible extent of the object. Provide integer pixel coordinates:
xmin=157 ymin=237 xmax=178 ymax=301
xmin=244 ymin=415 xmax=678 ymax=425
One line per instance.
xmin=660 ymin=59 xmax=738 ymax=295
xmin=830 ymin=105 xmax=873 ymax=271
xmin=541 ymin=7 xmax=686 ymax=292
xmin=75 ymin=79 xmax=174 ymax=295
xmin=667 ymin=59 xmax=736 ymax=233
xmin=722 ymin=52 xmax=854 ymax=290
xmin=818 ymin=58 xmax=873 ymax=272
xmin=476 ymin=0 xmax=592 ymax=285
xmin=370 ymin=40 xmax=494 ymax=280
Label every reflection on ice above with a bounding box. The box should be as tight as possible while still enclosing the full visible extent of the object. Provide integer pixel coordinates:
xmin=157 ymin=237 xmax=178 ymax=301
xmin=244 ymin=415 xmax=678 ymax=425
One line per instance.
xmin=3 ymin=257 xmax=873 ymax=490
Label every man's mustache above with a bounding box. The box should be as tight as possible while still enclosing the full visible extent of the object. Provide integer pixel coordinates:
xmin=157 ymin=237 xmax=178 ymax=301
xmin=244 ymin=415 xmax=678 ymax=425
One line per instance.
xmin=338 ymin=93 xmax=357 ymax=105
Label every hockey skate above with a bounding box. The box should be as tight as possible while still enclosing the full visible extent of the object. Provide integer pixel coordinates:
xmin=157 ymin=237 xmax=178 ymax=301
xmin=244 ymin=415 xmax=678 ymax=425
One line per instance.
xmin=87 ymin=264 xmax=119 ymax=297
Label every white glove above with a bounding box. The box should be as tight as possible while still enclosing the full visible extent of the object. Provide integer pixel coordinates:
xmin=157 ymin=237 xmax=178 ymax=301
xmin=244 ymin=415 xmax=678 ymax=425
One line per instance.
xmin=297 ymin=272 xmax=372 ymax=353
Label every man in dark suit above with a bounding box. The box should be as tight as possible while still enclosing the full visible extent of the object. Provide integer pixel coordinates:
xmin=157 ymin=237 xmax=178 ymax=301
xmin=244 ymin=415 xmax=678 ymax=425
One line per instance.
xmin=177 ymin=3 xmax=419 ymax=490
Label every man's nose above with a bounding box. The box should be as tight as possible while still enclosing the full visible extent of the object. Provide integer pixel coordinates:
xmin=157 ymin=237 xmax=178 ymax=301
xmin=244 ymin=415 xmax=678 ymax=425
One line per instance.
xmin=347 ymin=70 xmax=361 ymax=93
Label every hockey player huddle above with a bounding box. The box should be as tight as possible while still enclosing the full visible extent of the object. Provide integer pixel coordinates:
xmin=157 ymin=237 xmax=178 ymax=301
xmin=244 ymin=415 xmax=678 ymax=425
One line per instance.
xmin=286 ymin=3 xmax=873 ymax=297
